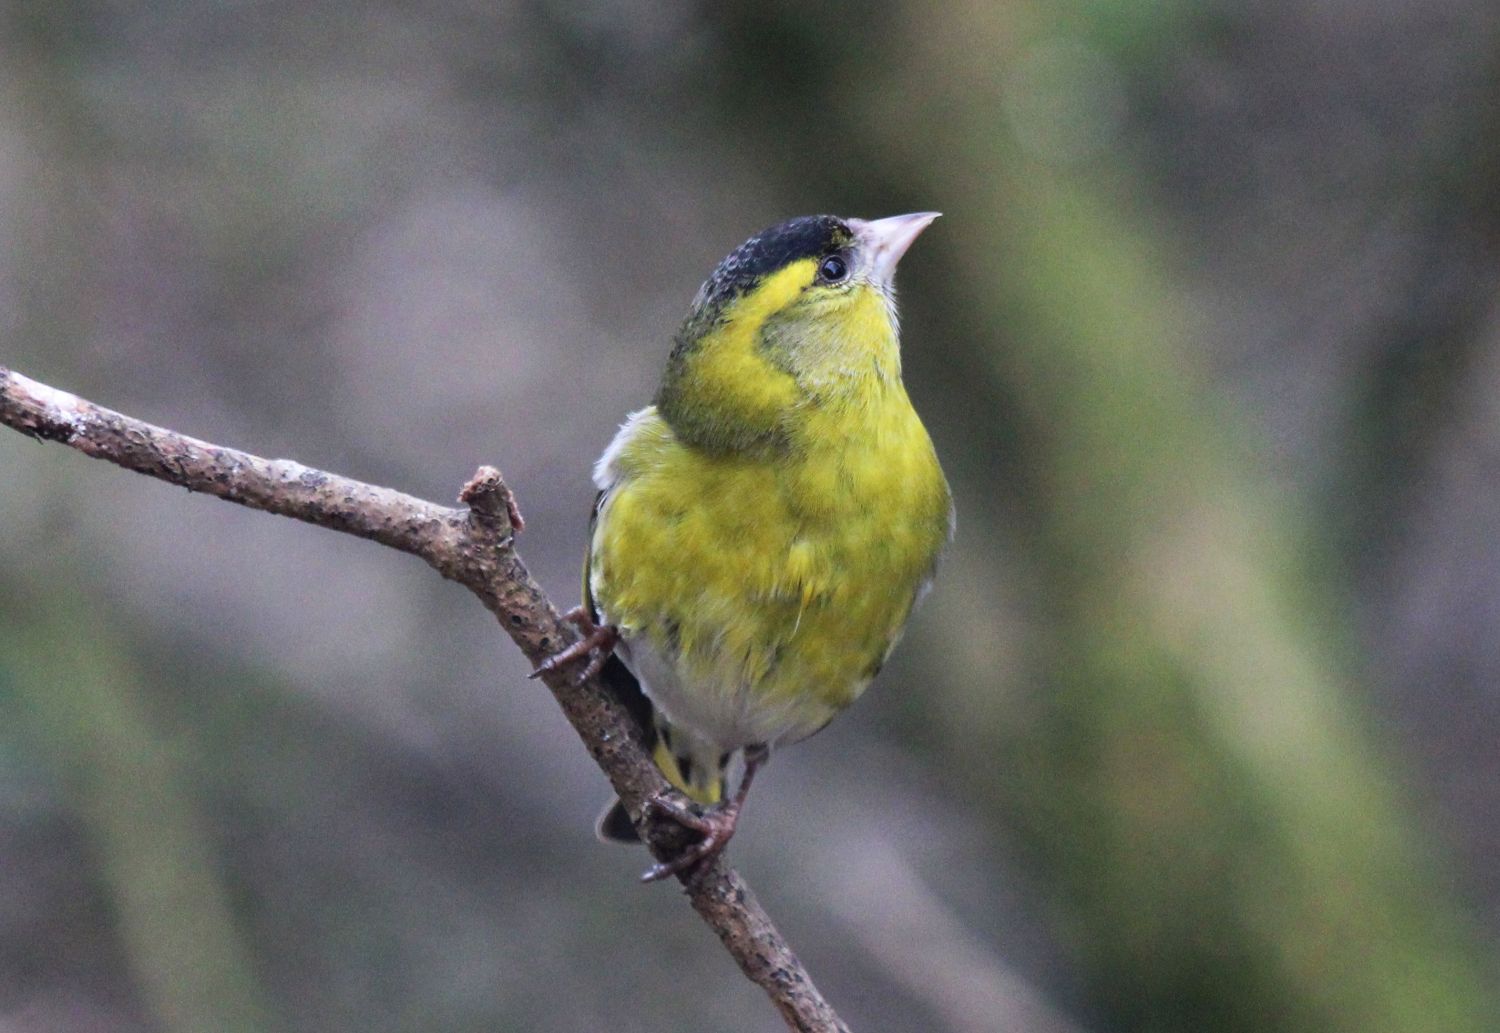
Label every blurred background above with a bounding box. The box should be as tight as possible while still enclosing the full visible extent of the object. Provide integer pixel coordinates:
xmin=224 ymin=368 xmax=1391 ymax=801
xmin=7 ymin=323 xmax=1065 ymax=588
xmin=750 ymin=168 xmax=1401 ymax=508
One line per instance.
xmin=1 ymin=2 xmax=1498 ymax=1031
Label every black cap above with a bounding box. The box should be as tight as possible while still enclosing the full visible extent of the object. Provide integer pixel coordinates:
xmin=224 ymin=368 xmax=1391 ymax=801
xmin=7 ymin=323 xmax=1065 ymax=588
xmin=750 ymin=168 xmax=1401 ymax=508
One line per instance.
xmin=687 ymin=214 xmax=852 ymax=324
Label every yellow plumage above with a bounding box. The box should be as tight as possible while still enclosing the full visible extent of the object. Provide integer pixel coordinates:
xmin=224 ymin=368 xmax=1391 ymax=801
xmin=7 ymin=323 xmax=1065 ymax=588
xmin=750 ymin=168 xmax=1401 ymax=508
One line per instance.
xmin=579 ymin=213 xmax=951 ymax=857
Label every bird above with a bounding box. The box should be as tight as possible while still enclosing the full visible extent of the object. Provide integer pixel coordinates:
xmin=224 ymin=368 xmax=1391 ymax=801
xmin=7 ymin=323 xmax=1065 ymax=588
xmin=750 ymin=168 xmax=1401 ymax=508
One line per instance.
xmin=536 ymin=212 xmax=953 ymax=880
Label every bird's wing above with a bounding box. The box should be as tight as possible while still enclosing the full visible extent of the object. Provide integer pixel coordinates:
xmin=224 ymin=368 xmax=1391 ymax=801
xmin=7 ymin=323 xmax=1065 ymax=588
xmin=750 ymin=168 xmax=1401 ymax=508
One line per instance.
xmin=582 ymin=411 xmax=660 ymax=785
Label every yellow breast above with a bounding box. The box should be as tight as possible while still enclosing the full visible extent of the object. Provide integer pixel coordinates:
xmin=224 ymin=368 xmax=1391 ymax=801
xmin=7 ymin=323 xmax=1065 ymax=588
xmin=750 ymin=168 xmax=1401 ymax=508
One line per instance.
xmin=589 ymin=380 xmax=951 ymax=749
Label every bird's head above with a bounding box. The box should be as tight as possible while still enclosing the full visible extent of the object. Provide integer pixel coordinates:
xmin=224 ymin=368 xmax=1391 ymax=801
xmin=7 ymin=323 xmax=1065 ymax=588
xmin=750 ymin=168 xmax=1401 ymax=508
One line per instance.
xmin=656 ymin=212 xmax=939 ymax=453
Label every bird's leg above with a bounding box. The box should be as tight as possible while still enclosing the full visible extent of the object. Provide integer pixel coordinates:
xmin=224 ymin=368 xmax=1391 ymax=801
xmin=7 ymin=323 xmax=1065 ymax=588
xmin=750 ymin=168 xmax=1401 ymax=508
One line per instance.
xmin=530 ymin=606 xmax=619 ymax=684
xmin=639 ymin=745 xmax=770 ymax=883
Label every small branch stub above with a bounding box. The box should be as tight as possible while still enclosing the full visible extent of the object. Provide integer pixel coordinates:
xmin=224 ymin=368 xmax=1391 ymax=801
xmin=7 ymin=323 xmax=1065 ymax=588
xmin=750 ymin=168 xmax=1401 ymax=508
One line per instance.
xmin=460 ymin=464 xmax=525 ymax=536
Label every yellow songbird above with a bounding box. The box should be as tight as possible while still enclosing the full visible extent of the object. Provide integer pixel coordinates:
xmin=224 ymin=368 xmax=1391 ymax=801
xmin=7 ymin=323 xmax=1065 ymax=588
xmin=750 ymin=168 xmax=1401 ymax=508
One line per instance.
xmin=538 ymin=213 xmax=952 ymax=879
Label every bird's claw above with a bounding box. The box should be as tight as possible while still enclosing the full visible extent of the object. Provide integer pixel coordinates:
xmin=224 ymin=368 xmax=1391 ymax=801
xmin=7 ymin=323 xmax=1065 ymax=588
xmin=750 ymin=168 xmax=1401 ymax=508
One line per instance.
xmin=636 ymin=744 xmax=769 ymax=882
xmin=531 ymin=607 xmax=619 ymax=684
xmin=638 ymin=791 xmax=739 ymax=883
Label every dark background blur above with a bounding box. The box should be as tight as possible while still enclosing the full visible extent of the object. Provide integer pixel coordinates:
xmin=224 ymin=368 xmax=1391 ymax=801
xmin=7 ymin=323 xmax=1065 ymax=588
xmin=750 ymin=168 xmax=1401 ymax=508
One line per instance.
xmin=2 ymin=2 xmax=1499 ymax=1031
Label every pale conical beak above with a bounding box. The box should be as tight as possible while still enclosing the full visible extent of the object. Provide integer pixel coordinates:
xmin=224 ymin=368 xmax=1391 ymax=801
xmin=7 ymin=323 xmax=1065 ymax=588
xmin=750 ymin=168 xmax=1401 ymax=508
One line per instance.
xmin=848 ymin=211 xmax=941 ymax=285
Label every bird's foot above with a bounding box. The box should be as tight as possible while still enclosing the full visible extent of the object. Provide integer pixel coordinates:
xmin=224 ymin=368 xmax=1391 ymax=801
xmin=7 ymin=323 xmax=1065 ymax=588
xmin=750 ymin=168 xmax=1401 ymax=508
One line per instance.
xmin=638 ymin=792 xmax=743 ymax=883
xmin=530 ymin=607 xmax=619 ymax=684
xmin=637 ymin=745 xmax=769 ymax=883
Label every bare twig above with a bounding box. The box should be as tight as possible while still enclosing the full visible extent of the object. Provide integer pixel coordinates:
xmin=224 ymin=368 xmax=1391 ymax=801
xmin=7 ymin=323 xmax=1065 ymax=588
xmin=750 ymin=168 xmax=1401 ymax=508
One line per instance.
xmin=0 ymin=365 xmax=850 ymax=1033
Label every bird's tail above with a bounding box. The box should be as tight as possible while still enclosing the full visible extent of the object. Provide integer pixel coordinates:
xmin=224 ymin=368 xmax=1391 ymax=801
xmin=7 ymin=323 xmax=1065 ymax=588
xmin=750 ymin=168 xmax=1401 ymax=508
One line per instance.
xmin=594 ymin=655 xmax=727 ymax=844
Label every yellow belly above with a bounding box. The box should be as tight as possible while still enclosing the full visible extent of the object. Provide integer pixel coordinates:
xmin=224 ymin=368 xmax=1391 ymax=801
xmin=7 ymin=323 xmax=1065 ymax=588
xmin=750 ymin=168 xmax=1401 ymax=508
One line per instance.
xmin=589 ymin=398 xmax=951 ymax=750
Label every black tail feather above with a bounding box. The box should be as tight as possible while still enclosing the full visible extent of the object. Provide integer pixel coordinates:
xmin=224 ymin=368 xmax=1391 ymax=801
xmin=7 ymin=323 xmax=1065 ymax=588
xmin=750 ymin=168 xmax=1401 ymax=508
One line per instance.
xmin=595 ymin=797 xmax=640 ymax=844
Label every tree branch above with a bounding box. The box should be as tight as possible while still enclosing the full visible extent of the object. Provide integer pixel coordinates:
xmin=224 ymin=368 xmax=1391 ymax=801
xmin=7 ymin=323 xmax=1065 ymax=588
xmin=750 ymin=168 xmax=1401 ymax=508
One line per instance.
xmin=0 ymin=365 xmax=850 ymax=1033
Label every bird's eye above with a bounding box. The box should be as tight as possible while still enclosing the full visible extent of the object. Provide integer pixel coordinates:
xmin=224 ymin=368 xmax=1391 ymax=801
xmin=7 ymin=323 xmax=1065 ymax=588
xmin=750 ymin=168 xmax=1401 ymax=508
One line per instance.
xmin=818 ymin=254 xmax=849 ymax=284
